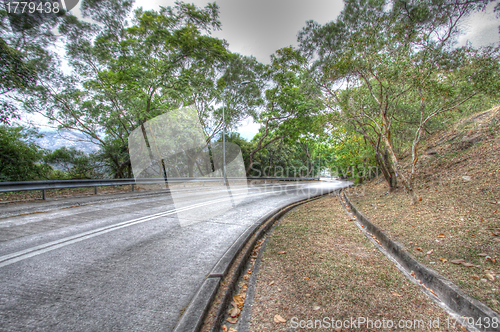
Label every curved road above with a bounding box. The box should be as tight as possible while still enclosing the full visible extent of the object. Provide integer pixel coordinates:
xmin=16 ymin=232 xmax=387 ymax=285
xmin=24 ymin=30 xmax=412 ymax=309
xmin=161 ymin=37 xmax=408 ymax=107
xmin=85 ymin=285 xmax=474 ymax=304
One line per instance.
xmin=0 ymin=180 xmax=348 ymax=331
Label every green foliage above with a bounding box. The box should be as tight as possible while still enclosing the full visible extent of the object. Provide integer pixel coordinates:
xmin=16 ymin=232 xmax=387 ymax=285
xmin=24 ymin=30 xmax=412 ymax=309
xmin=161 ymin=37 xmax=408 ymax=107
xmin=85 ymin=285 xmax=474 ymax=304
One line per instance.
xmin=0 ymin=126 xmax=50 ymax=181
xmin=44 ymin=147 xmax=104 ymax=179
xmin=6 ymin=0 xmax=248 ymax=178
xmin=299 ymin=0 xmax=500 ymax=198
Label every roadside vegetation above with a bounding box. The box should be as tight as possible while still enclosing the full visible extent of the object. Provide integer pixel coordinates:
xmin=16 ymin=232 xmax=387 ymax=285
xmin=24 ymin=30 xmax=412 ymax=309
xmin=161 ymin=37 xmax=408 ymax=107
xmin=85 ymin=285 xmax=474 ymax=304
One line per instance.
xmin=349 ymin=106 xmax=500 ymax=313
xmin=2 ymin=0 xmax=498 ymax=197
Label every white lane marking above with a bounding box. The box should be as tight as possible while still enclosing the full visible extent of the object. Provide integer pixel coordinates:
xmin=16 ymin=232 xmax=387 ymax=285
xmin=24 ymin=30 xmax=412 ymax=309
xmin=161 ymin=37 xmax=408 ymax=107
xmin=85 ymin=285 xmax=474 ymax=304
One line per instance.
xmin=0 ymin=191 xmax=272 ymax=268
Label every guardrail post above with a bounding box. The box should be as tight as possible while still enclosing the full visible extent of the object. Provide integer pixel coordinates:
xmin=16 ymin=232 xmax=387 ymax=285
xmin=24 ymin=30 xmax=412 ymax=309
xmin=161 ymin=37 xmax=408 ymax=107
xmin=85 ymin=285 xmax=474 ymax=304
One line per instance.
xmin=94 ymin=186 xmax=97 ymax=195
xmin=132 ymin=184 xmax=135 ymax=192
xmin=42 ymin=189 xmax=46 ymax=200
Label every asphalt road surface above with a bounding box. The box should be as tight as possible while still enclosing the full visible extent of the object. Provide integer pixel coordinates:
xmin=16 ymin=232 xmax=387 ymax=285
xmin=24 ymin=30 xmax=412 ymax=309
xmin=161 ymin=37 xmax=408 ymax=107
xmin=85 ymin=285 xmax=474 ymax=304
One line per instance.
xmin=0 ymin=180 xmax=348 ymax=331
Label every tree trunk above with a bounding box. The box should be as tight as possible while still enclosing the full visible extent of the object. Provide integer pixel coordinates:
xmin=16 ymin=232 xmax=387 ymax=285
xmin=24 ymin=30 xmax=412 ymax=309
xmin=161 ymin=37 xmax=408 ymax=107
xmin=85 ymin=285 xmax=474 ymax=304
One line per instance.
xmin=375 ymin=151 xmax=396 ymax=190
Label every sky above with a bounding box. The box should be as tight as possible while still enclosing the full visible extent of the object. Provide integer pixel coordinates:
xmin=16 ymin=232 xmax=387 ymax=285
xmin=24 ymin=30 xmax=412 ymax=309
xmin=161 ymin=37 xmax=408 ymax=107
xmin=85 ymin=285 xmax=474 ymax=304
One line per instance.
xmin=137 ymin=0 xmax=499 ymax=64
xmin=24 ymin=0 xmax=500 ymax=140
xmin=138 ymin=0 xmax=345 ymax=65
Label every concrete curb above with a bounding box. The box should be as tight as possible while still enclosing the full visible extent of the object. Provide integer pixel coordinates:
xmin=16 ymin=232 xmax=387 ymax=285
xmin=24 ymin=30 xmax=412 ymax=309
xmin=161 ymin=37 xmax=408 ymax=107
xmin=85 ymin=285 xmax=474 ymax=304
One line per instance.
xmin=173 ymin=188 xmax=340 ymax=332
xmin=173 ymin=278 xmax=221 ymax=332
xmin=340 ymin=189 xmax=500 ymax=332
xmin=235 ymin=190 xmax=309 ymax=332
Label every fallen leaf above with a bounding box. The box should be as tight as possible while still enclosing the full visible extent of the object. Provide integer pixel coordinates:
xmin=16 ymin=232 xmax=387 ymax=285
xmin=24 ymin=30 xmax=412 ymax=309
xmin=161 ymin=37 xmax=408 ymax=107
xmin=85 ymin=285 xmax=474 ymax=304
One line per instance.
xmin=269 ymin=281 xmax=275 ymax=286
xmin=391 ymin=292 xmax=403 ymax=297
xmin=478 ymin=253 xmax=488 ymax=257
xmin=491 ymin=230 xmax=500 ymax=236
xmin=222 ymin=325 xmax=228 ymax=332
xmin=226 ymin=317 xmax=238 ymax=324
xmin=335 ymin=328 xmax=342 ymax=332
xmin=437 ymin=234 xmax=445 ymax=238
xmin=419 ymin=197 xmax=422 ymax=201
xmin=426 ymin=249 xmax=434 ymax=255
xmin=228 ymin=329 xmax=237 ymax=332
xmin=484 ymin=273 xmax=495 ymax=281
xmin=233 ymin=294 xmax=244 ymax=307
xmin=229 ymin=307 xmax=240 ymax=318
xmin=416 ymin=247 xmax=423 ymax=252
xmin=304 ymin=277 xmax=310 ymax=280
xmin=231 ymin=301 xmax=238 ymax=309
xmin=471 ymin=275 xmax=480 ymax=280
xmin=440 ymin=257 xmax=448 ymax=263
xmin=274 ymin=314 xmax=286 ymax=323
xmin=451 ymin=259 xmax=465 ymax=265
xmin=277 ymin=251 xmax=287 ymax=255
xmin=313 ymin=306 xmax=321 ymax=311
xmin=461 ymin=262 xmax=475 ymax=267
xmin=243 ymin=274 xmax=250 ymax=280
xmin=486 ymin=256 xmax=497 ymax=263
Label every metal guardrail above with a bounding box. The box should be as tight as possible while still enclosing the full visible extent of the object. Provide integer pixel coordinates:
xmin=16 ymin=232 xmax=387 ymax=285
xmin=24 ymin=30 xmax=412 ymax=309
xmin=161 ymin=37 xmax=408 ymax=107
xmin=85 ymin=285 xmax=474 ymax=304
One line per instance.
xmin=0 ymin=177 xmax=319 ymax=199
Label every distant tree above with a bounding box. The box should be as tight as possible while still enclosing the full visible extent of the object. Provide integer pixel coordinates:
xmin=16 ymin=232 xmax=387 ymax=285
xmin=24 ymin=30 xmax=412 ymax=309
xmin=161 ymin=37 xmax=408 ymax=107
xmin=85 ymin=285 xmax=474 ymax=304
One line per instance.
xmin=0 ymin=126 xmax=50 ymax=181
xmin=44 ymin=147 xmax=105 ymax=179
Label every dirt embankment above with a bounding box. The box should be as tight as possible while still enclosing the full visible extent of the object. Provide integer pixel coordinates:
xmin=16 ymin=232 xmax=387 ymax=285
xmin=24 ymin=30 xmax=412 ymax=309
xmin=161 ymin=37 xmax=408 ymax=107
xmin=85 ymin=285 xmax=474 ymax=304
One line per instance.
xmin=350 ymin=106 xmax=500 ymax=313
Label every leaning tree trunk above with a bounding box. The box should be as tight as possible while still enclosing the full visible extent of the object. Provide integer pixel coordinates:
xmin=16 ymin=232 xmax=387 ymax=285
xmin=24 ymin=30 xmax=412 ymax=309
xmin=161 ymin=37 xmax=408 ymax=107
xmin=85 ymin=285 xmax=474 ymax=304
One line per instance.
xmin=375 ymin=151 xmax=397 ymax=191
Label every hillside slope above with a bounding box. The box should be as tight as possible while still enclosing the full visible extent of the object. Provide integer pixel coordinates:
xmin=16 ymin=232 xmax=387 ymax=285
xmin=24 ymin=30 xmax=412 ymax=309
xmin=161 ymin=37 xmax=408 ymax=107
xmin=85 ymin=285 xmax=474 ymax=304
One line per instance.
xmin=349 ymin=105 xmax=500 ymax=313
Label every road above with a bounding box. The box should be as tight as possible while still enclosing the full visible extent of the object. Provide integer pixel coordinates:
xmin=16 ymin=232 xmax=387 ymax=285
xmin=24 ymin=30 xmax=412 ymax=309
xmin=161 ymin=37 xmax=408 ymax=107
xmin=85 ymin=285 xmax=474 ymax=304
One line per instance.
xmin=0 ymin=180 xmax=348 ymax=331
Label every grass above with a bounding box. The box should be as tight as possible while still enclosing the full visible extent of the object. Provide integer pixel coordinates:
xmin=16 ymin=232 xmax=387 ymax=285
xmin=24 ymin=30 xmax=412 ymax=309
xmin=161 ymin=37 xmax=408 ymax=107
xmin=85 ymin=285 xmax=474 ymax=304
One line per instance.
xmin=247 ymin=196 xmax=462 ymax=331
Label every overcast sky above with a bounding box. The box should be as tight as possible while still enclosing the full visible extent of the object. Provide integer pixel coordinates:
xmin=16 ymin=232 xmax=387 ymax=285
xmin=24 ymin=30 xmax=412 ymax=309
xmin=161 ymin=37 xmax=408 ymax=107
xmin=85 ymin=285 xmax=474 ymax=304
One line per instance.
xmin=136 ymin=0 xmax=499 ymax=64
xmin=137 ymin=0 xmax=345 ymax=64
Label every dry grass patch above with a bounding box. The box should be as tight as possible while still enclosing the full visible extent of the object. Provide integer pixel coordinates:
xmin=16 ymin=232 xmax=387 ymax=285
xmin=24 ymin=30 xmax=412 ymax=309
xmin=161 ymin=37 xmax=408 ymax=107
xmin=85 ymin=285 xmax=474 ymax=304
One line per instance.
xmin=249 ymin=196 xmax=460 ymax=331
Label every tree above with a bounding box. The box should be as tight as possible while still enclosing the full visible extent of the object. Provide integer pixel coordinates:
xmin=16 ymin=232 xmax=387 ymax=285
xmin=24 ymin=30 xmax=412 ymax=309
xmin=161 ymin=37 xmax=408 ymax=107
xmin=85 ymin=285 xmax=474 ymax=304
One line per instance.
xmin=12 ymin=0 xmax=244 ymax=178
xmin=246 ymin=47 xmax=323 ymax=175
xmin=44 ymin=147 xmax=105 ymax=179
xmin=299 ymin=0 xmax=500 ymax=204
xmin=0 ymin=126 xmax=50 ymax=181
xmin=0 ymin=4 xmax=62 ymax=124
